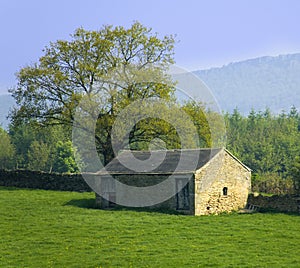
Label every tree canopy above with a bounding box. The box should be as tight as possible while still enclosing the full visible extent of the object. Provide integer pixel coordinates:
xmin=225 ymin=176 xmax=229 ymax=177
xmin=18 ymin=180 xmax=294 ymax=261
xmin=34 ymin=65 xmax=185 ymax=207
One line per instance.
xmin=10 ymin=22 xmax=178 ymax=164
xmin=225 ymin=107 xmax=300 ymax=193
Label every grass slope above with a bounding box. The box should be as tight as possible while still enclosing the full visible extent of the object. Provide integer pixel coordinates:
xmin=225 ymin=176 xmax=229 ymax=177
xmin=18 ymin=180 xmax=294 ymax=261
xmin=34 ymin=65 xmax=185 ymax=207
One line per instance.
xmin=0 ymin=187 xmax=299 ymax=267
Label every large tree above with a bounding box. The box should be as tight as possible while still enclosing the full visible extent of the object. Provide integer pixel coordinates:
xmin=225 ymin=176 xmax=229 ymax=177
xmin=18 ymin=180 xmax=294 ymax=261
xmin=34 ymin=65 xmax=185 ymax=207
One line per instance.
xmin=10 ymin=22 xmax=177 ymax=164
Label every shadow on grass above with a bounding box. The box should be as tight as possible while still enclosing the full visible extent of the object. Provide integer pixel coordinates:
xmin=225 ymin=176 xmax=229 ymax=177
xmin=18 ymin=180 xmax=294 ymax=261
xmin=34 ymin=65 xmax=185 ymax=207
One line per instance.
xmin=64 ymin=198 xmax=98 ymax=209
xmin=64 ymin=198 xmax=300 ymax=216
xmin=64 ymin=198 xmax=185 ymax=215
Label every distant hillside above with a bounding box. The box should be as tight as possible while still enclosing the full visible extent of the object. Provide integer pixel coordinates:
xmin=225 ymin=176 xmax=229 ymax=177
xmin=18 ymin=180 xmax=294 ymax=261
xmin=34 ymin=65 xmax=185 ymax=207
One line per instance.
xmin=1 ymin=54 xmax=300 ymax=128
xmin=0 ymin=94 xmax=14 ymax=129
xmin=194 ymin=53 xmax=300 ymax=114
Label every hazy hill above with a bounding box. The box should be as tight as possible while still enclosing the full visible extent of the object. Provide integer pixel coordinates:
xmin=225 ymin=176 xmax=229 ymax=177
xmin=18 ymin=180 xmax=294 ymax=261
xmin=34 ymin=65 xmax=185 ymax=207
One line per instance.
xmin=1 ymin=53 xmax=300 ymax=129
xmin=194 ymin=53 xmax=300 ymax=114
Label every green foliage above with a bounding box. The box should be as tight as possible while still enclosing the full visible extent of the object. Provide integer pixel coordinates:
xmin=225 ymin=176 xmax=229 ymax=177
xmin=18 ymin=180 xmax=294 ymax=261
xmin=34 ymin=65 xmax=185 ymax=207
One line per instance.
xmin=52 ymin=141 xmax=78 ymax=173
xmin=8 ymin=22 xmax=225 ymax=171
xmin=225 ymin=107 xmax=300 ymax=193
xmin=6 ymin=21 xmax=299 ymax=186
xmin=9 ymin=122 xmax=70 ymax=170
xmin=291 ymin=156 xmax=300 ymax=193
xmin=112 ymin=100 xmax=208 ymax=151
xmin=27 ymin=141 xmax=50 ymax=172
xmin=6 ymin=101 xmax=217 ymax=173
xmin=10 ymin=22 xmax=176 ymax=164
xmin=1 ymin=187 xmax=300 ymax=267
xmin=181 ymin=100 xmax=212 ymax=147
xmin=0 ymin=128 xmax=15 ymax=169
xmin=8 ymin=123 xmax=34 ymax=168
xmin=251 ymin=173 xmax=294 ymax=194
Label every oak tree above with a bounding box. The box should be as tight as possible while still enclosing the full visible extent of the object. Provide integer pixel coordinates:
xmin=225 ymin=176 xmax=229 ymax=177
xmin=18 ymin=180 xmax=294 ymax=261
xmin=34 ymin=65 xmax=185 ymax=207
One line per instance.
xmin=10 ymin=22 xmax=176 ymax=164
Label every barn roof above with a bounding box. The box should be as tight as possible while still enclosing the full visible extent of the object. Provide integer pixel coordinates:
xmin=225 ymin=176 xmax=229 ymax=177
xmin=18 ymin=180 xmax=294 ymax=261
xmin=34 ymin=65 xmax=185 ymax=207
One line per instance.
xmin=96 ymin=148 xmax=223 ymax=175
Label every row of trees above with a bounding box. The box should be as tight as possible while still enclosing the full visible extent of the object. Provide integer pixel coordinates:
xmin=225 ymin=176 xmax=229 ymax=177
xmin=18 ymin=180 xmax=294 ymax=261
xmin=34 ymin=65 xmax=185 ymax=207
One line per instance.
xmin=0 ymin=123 xmax=78 ymax=173
xmin=1 ymin=106 xmax=299 ymax=193
xmin=1 ymin=107 xmax=300 ymax=193
xmin=0 ymin=100 xmax=214 ymax=173
xmin=225 ymin=107 xmax=300 ymax=193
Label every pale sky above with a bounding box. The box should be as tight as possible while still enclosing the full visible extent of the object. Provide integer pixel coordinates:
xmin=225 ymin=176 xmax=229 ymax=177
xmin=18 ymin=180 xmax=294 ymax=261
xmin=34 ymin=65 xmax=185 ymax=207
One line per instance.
xmin=1 ymin=0 xmax=300 ymax=94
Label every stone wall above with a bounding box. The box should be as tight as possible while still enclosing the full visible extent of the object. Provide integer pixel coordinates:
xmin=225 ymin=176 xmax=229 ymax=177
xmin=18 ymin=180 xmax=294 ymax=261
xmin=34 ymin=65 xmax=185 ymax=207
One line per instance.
xmin=247 ymin=193 xmax=300 ymax=213
xmin=194 ymin=150 xmax=251 ymax=215
xmin=0 ymin=169 xmax=92 ymax=192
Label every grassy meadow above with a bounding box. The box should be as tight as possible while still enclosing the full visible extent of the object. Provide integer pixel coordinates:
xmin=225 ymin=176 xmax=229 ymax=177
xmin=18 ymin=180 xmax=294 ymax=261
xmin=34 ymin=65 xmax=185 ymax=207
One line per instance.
xmin=0 ymin=186 xmax=299 ymax=267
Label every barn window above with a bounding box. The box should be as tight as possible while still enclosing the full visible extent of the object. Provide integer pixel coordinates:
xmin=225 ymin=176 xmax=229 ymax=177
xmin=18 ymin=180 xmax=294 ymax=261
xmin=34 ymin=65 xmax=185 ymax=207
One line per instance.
xmin=223 ymin=187 xmax=228 ymax=196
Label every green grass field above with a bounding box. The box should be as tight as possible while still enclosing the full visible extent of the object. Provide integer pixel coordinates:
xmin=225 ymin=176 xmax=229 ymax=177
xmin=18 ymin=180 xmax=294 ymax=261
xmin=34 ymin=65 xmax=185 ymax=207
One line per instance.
xmin=0 ymin=187 xmax=299 ymax=267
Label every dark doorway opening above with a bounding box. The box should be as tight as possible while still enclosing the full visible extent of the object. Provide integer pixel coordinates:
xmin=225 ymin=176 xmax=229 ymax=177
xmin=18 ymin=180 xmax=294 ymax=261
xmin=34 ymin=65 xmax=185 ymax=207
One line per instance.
xmin=176 ymin=179 xmax=190 ymax=210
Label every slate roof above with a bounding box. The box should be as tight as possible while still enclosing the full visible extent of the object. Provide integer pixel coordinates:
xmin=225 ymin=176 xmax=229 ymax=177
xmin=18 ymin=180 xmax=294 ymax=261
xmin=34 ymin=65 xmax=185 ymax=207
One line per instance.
xmin=97 ymin=148 xmax=223 ymax=175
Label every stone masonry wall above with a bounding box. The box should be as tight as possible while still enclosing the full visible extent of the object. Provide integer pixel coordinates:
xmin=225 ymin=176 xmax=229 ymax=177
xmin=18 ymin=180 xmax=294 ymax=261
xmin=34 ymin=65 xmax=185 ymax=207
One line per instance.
xmin=0 ymin=169 xmax=92 ymax=192
xmin=95 ymin=174 xmax=195 ymax=214
xmin=247 ymin=193 xmax=300 ymax=213
xmin=194 ymin=150 xmax=251 ymax=215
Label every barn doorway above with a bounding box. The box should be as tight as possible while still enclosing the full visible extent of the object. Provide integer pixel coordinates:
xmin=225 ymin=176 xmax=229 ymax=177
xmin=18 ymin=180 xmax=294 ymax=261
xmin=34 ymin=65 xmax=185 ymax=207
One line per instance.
xmin=176 ymin=178 xmax=190 ymax=210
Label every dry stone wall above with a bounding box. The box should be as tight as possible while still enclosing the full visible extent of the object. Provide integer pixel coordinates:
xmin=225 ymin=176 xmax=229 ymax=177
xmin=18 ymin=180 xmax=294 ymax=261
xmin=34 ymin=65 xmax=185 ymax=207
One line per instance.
xmin=0 ymin=169 xmax=92 ymax=192
xmin=194 ymin=150 xmax=251 ymax=215
xmin=95 ymin=174 xmax=195 ymax=214
xmin=247 ymin=193 xmax=300 ymax=213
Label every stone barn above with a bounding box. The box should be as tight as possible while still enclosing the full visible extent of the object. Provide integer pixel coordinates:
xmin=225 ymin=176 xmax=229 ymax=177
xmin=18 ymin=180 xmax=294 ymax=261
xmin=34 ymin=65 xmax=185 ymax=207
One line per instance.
xmin=94 ymin=148 xmax=251 ymax=215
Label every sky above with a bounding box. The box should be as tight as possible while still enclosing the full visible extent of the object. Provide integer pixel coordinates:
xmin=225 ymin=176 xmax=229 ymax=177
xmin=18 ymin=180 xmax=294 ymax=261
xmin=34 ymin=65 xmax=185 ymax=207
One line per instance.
xmin=1 ymin=0 xmax=300 ymax=94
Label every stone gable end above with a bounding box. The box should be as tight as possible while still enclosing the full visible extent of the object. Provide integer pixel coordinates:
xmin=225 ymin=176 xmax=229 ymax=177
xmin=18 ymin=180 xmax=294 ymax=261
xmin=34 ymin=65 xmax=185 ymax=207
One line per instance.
xmin=194 ymin=150 xmax=251 ymax=215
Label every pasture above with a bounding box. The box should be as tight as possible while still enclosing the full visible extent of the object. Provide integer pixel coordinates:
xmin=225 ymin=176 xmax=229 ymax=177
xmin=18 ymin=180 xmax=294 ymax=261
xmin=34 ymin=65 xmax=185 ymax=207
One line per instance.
xmin=0 ymin=187 xmax=299 ymax=267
